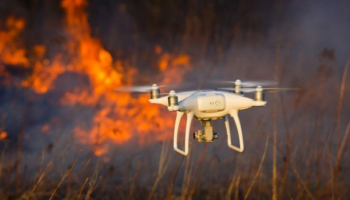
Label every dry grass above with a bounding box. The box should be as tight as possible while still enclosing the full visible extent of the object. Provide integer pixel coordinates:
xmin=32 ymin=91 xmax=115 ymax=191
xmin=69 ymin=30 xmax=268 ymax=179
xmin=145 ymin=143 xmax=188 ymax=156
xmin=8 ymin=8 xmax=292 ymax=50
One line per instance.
xmin=1 ymin=67 xmax=349 ymax=199
xmin=1 ymin=80 xmax=350 ymax=199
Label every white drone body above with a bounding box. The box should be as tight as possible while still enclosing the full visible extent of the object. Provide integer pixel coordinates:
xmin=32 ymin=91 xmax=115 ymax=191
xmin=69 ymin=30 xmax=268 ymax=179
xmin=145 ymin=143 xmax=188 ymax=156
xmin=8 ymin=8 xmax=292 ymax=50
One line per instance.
xmin=117 ymin=79 xmax=295 ymax=156
xmin=149 ymin=89 xmax=266 ymax=156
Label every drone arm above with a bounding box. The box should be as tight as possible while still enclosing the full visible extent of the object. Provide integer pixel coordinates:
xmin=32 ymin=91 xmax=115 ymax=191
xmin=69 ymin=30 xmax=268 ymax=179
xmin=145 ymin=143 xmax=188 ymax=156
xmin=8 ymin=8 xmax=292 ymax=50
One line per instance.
xmin=173 ymin=111 xmax=193 ymax=156
xmin=224 ymin=110 xmax=244 ymax=152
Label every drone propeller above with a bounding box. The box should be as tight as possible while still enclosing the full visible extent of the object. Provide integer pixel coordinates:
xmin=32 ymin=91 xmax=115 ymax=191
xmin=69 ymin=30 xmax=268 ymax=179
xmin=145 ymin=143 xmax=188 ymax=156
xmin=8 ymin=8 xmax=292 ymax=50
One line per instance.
xmin=219 ymin=85 xmax=298 ymax=102
xmin=219 ymin=87 xmax=298 ymax=93
xmin=255 ymin=87 xmax=299 ymax=93
xmin=218 ymin=87 xmax=254 ymax=92
xmin=115 ymin=84 xmax=169 ymax=92
xmin=213 ymin=79 xmax=277 ymax=87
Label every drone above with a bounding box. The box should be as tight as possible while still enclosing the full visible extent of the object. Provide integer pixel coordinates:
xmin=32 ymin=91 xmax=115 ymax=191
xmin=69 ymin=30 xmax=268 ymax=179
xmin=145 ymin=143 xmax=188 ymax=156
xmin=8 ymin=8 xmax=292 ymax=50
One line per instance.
xmin=116 ymin=80 xmax=296 ymax=156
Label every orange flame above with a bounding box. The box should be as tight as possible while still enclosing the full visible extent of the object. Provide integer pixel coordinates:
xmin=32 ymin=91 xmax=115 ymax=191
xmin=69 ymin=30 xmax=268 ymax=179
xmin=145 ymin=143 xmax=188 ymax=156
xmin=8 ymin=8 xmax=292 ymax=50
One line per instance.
xmin=0 ymin=131 xmax=7 ymax=140
xmin=0 ymin=0 xmax=192 ymax=157
xmin=0 ymin=17 xmax=28 ymax=68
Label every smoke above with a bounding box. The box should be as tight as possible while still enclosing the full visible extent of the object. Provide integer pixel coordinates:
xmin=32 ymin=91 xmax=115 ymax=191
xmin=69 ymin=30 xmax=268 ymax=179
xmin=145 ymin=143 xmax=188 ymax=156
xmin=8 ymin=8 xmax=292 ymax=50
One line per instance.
xmin=1 ymin=1 xmax=350 ymax=198
xmin=282 ymin=0 xmax=350 ymax=63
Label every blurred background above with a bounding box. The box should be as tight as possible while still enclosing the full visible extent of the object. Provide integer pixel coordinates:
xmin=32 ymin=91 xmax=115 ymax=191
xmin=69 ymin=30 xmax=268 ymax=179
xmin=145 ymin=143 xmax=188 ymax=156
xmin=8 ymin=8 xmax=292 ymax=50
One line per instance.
xmin=0 ymin=0 xmax=350 ymax=199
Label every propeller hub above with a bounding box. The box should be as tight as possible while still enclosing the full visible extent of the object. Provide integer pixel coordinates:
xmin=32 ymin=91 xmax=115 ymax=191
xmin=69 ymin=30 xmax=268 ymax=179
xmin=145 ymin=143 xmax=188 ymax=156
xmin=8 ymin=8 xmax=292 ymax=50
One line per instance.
xmin=152 ymin=84 xmax=158 ymax=90
xmin=256 ymin=86 xmax=263 ymax=92
xmin=169 ymin=90 xmax=176 ymax=97
xmin=235 ymin=79 xmax=241 ymax=86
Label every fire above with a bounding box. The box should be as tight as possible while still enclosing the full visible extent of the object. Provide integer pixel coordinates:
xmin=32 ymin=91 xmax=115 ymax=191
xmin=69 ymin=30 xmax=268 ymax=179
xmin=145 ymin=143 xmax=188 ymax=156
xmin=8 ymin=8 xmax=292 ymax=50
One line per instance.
xmin=0 ymin=131 xmax=7 ymax=140
xmin=0 ymin=17 xmax=28 ymax=68
xmin=0 ymin=0 xmax=191 ymax=156
xmin=22 ymin=56 xmax=66 ymax=93
xmin=159 ymin=54 xmax=190 ymax=84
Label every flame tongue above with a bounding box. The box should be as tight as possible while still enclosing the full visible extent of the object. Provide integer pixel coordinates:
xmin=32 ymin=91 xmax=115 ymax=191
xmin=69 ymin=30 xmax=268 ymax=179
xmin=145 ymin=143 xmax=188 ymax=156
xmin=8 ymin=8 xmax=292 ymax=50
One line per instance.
xmin=0 ymin=0 xmax=192 ymax=157
xmin=0 ymin=17 xmax=28 ymax=68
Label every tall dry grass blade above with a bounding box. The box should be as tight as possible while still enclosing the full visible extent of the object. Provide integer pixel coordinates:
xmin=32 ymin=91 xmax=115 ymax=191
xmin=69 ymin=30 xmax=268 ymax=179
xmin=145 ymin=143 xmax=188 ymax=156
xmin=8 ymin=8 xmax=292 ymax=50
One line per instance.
xmin=234 ymin=175 xmax=241 ymax=200
xmin=244 ymin=132 xmax=270 ymax=200
xmin=85 ymin=158 xmax=101 ymax=200
xmin=336 ymin=122 xmax=350 ymax=170
xmin=77 ymin=178 xmax=89 ymax=199
xmin=225 ymin=173 xmax=237 ymax=200
xmin=0 ymin=140 xmax=8 ymax=180
xmin=290 ymin=146 xmax=315 ymax=200
xmin=320 ymin=132 xmax=335 ymax=200
xmin=25 ymin=161 xmax=53 ymax=200
xmin=40 ymin=134 xmax=46 ymax=173
xmin=49 ymin=160 xmax=77 ymax=200
xmin=181 ymin=143 xmax=193 ymax=200
xmin=278 ymin=91 xmax=292 ymax=195
xmin=272 ymin=43 xmax=280 ymax=200
xmin=127 ymin=161 xmax=141 ymax=200
xmin=166 ymin=156 xmax=184 ymax=200
xmin=188 ymin=144 xmax=209 ymax=199
xmin=147 ymin=141 xmax=171 ymax=200
xmin=335 ymin=56 xmax=349 ymax=144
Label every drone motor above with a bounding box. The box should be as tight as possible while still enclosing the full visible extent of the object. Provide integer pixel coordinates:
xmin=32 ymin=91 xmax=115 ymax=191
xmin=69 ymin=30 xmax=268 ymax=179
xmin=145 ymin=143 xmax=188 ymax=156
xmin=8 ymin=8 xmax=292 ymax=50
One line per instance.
xmin=254 ymin=86 xmax=265 ymax=101
xmin=234 ymin=79 xmax=243 ymax=95
xmin=167 ymin=90 xmax=179 ymax=111
xmin=168 ymin=90 xmax=178 ymax=106
xmin=150 ymin=84 xmax=160 ymax=99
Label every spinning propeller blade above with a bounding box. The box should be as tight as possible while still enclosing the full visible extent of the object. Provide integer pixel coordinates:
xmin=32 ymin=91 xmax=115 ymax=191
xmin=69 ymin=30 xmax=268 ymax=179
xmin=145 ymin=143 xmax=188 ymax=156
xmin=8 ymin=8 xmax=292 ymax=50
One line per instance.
xmin=219 ymin=87 xmax=298 ymax=93
xmin=256 ymin=88 xmax=299 ymax=93
xmin=218 ymin=87 xmax=255 ymax=92
xmin=115 ymin=84 xmax=169 ymax=92
xmin=213 ymin=79 xmax=277 ymax=87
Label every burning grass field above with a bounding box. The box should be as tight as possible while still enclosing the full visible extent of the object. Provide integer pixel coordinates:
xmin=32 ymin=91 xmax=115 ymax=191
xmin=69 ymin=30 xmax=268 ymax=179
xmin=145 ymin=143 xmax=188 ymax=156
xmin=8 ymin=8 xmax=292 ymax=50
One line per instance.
xmin=1 ymin=0 xmax=350 ymax=199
